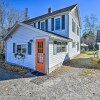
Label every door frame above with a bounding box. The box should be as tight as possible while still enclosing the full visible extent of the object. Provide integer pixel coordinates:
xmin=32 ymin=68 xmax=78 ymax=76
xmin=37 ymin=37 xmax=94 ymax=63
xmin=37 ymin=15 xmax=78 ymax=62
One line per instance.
xmin=35 ymin=39 xmax=46 ymax=73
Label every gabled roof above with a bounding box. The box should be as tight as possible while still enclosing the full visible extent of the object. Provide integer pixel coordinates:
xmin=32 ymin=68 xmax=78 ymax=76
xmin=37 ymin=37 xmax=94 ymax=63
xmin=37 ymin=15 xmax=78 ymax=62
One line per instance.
xmin=4 ymin=22 xmax=72 ymax=42
xmin=23 ymin=4 xmax=77 ymax=24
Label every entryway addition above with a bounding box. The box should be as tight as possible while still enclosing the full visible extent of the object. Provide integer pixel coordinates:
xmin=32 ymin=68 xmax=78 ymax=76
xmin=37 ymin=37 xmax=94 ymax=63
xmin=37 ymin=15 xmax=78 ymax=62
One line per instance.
xmin=36 ymin=39 xmax=45 ymax=73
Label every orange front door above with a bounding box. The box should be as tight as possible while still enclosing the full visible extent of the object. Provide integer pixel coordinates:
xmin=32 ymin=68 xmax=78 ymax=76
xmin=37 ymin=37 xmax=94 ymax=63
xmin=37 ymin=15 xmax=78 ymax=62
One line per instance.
xmin=36 ymin=39 xmax=45 ymax=73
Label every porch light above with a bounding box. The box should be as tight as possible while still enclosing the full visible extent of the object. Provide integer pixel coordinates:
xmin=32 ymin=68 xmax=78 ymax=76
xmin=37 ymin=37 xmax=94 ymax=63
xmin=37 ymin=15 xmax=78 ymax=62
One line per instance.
xmin=29 ymin=39 xmax=33 ymax=42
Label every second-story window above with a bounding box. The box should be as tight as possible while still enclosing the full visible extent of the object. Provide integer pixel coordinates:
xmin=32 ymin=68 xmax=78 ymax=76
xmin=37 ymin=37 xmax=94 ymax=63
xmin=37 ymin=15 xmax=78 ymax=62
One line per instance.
xmin=34 ymin=23 xmax=36 ymax=28
xmin=72 ymin=19 xmax=76 ymax=33
xmin=77 ymin=26 xmax=79 ymax=35
xmin=55 ymin=18 xmax=60 ymax=30
xmin=41 ymin=22 xmax=45 ymax=30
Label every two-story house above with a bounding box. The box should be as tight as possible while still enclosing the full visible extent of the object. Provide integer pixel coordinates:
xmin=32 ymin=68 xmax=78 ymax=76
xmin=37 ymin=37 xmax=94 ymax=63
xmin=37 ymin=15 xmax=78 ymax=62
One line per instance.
xmin=4 ymin=4 xmax=81 ymax=73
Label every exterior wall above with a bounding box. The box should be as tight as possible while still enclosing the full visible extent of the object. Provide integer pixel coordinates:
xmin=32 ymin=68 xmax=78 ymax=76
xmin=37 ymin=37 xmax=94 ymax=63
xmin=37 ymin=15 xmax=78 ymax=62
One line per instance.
xmin=68 ymin=8 xmax=80 ymax=59
xmin=29 ymin=9 xmax=81 ymax=59
xmin=49 ymin=40 xmax=69 ymax=73
xmin=5 ymin=26 xmax=49 ymax=72
xmin=29 ymin=14 xmax=69 ymax=37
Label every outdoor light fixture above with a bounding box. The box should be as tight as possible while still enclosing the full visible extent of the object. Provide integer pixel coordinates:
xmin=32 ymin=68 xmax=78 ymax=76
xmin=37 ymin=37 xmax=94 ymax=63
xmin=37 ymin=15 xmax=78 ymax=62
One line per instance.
xmin=29 ymin=39 xmax=33 ymax=42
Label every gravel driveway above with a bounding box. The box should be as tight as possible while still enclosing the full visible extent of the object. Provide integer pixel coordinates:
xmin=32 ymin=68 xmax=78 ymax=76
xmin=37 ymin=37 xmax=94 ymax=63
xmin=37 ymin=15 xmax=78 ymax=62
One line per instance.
xmin=0 ymin=54 xmax=100 ymax=100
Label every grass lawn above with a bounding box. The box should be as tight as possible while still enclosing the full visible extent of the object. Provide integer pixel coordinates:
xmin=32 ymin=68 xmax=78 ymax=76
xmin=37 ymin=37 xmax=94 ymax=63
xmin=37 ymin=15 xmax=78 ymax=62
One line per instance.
xmin=84 ymin=51 xmax=98 ymax=55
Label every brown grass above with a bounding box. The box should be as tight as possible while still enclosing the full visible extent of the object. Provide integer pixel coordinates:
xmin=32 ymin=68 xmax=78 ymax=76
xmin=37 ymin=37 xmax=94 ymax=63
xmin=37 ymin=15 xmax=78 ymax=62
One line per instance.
xmin=0 ymin=63 xmax=30 ymax=75
xmin=79 ymin=69 xmax=94 ymax=77
xmin=48 ymin=66 xmax=70 ymax=78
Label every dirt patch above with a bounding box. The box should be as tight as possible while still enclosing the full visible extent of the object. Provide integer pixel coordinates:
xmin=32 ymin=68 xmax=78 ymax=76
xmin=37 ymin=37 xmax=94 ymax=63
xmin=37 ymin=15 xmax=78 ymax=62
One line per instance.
xmin=48 ymin=65 xmax=70 ymax=78
xmin=0 ymin=63 xmax=30 ymax=75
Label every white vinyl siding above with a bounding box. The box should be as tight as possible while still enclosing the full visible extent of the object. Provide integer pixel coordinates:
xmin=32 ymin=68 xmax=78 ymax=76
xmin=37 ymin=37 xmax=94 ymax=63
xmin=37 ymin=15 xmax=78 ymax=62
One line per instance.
xmin=49 ymin=41 xmax=69 ymax=70
xmin=6 ymin=26 xmax=49 ymax=70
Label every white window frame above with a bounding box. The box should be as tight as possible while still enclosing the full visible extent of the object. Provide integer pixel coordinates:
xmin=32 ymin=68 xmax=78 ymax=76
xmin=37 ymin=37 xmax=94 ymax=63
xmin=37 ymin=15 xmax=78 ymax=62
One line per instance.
xmin=16 ymin=43 xmax=27 ymax=54
xmin=40 ymin=21 xmax=45 ymax=30
xmin=55 ymin=17 xmax=61 ymax=30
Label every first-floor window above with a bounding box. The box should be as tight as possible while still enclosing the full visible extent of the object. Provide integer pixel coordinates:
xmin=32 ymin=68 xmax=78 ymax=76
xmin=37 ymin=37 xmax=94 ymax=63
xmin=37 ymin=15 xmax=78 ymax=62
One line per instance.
xmin=57 ymin=42 xmax=61 ymax=53
xmin=17 ymin=44 xmax=26 ymax=53
xmin=53 ymin=41 xmax=67 ymax=55
xmin=62 ymin=43 xmax=67 ymax=52
xmin=72 ymin=42 xmax=76 ymax=48
xmin=77 ymin=42 xmax=79 ymax=51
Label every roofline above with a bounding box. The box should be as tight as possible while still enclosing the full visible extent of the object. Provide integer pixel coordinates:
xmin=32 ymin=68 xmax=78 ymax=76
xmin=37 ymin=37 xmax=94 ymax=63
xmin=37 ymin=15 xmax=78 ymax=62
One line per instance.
xmin=4 ymin=22 xmax=72 ymax=42
xmin=23 ymin=4 xmax=77 ymax=24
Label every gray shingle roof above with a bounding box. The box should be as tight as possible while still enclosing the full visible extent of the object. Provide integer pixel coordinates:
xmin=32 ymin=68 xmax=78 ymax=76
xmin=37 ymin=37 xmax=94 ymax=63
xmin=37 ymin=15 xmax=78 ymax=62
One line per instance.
xmin=23 ymin=4 xmax=77 ymax=24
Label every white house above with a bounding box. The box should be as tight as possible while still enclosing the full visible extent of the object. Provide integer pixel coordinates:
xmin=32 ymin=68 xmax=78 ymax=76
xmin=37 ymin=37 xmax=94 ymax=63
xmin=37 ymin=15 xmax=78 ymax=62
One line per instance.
xmin=4 ymin=4 xmax=81 ymax=73
xmin=97 ymin=30 xmax=100 ymax=58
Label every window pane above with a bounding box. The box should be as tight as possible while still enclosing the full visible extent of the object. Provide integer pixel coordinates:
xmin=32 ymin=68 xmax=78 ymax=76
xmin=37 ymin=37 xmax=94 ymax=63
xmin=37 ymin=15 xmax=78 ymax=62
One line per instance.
xmin=57 ymin=42 xmax=61 ymax=53
xmin=55 ymin=18 xmax=60 ymax=30
xmin=77 ymin=26 xmax=79 ymax=35
xmin=72 ymin=42 xmax=76 ymax=48
xmin=62 ymin=43 xmax=66 ymax=52
xmin=53 ymin=41 xmax=57 ymax=55
xmin=41 ymin=22 xmax=45 ymax=30
xmin=77 ymin=42 xmax=79 ymax=51
xmin=22 ymin=44 xmax=26 ymax=53
xmin=17 ymin=45 xmax=21 ymax=53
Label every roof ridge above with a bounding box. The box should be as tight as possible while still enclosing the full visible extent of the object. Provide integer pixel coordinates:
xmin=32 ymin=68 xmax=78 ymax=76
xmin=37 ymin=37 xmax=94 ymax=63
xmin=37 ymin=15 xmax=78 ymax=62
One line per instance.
xmin=23 ymin=4 xmax=77 ymax=23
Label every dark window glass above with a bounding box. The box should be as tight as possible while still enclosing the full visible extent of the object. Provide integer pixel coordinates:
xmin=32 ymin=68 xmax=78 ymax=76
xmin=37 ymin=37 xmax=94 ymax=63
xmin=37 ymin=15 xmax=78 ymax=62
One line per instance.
xmin=45 ymin=19 xmax=48 ymax=31
xmin=41 ymin=22 xmax=45 ymax=30
xmin=34 ymin=23 xmax=36 ymax=28
xmin=62 ymin=15 xmax=65 ymax=29
xmin=38 ymin=22 xmax=40 ymax=29
xmin=51 ymin=18 xmax=54 ymax=31
xmin=17 ymin=45 xmax=21 ymax=53
xmin=55 ymin=18 xmax=60 ymax=30
xmin=77 ymin=26 xmax=79 ymax=35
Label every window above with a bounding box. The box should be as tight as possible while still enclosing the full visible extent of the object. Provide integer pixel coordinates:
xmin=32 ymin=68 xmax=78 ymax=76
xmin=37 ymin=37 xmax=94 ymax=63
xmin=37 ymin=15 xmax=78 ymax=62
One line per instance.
xmin=57 ymin=42 xmax=61 ymax=53
xmin=72 ymin=19 xmax=76 ymax=33
xmin=41 ymin=22 xmax=45 ymax=30
xmin=55 ymin=18 xmax=60 ymax=30
xmin=62 ymin=43 xmax=67 ymax=52
xmin=22 ymin=44 xmax=26 ymax=53
xmin=38 ymin=22 xmax=40 ymax=29
xmin=77 ymin=26 xmax=79 ymax=35
xmin=34 ymin=23 xmax=36 ymax=28
xmin=51 ymin=18 xmax=54 ymax=31
xmin=53 ymin=41 xmax=67 ymax=55
xmin=62 ymin=15 xmax=65 ymax=30
xmin=72 ymin=42 xmax=76 ymax=48
xmin=77 ymin=42 xmax=79 ymax=51
xmin=16 ymin=44 xmax=26 ymax=53
xmin=53 ymin=41 xmax=57 ymax=55
xmin=45 ymin=20 xmax=48 ymax=31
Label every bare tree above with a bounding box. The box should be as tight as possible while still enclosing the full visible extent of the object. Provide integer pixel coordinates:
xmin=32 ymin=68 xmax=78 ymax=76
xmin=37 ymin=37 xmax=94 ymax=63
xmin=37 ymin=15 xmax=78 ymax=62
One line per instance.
xmin=82 ymin=14 xmax=100 ymax=51
xmin=0 ymin=0 xmax=8 ymax=36
xmin=7 ymin=8 xmax=24 ymax=28
xmin=83 ymin=14 xmax=98 ymax=35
